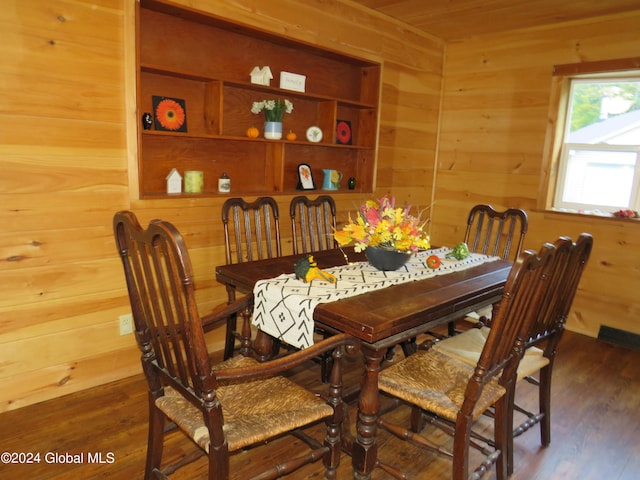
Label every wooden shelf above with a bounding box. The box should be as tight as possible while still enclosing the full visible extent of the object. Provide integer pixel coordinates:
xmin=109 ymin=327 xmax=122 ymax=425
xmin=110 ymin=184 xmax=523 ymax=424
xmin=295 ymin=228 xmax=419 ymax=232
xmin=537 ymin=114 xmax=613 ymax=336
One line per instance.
xmin=141 ymin=65 xmax=378 ymax=109
xmin=140 ymin=129 xmax=378 ymax=147
xmin=136 ymin=0 xmax=380 ymax=198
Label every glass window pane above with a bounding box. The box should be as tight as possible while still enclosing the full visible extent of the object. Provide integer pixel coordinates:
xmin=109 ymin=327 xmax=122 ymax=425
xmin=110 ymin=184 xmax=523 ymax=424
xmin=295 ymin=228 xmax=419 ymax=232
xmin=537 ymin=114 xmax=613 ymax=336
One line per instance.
xmin=563 ymin=149 xmax=636 ymax=207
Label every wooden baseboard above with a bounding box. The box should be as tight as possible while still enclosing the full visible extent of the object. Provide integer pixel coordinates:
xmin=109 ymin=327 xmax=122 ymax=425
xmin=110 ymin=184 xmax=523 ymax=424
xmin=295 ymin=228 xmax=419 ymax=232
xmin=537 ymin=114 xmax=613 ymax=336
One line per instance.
xmin=597 ymin=325 xmax=640 ymax=351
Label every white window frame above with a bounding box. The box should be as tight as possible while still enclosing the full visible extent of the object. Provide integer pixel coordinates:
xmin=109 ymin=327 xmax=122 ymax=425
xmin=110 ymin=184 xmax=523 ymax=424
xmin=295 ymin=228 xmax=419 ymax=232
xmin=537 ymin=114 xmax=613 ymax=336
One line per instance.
xmin=540 ymin=58 xmax=640 ymax=216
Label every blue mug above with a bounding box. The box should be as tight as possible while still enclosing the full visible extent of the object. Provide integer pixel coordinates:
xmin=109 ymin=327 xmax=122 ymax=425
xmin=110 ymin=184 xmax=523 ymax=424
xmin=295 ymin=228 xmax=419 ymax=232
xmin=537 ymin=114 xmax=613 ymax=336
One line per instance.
xmin=322 ymin=169 xmax=343 ymax=190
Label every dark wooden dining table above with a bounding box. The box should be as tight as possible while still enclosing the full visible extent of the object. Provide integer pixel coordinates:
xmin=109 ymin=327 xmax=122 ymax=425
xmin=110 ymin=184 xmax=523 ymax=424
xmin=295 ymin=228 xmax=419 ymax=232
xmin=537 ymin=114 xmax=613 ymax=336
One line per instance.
xmin=215 ymin=247 xmax=512 ymax=480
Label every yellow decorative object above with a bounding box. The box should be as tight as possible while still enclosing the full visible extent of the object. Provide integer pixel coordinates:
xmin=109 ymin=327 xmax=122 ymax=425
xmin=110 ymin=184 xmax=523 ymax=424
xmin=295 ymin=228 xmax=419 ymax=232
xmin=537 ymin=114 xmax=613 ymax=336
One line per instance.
xmin=294 ymin=255 xmax=337 ymax=283
xmin=246 ymin=126 xmax=259 ymax=138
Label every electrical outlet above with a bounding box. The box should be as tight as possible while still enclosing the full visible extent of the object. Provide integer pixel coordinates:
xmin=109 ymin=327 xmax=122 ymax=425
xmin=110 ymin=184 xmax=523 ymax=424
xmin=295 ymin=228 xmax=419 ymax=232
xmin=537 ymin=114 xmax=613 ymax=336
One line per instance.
xmin=119 ymin=313 xmax=133 ymax=335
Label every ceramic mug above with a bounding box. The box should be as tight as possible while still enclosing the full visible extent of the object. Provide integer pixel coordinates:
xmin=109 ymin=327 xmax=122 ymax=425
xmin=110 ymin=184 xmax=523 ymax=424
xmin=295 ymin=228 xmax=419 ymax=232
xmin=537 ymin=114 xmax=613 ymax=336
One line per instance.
xmin=322 ymin=169 xmax=343 ymax=190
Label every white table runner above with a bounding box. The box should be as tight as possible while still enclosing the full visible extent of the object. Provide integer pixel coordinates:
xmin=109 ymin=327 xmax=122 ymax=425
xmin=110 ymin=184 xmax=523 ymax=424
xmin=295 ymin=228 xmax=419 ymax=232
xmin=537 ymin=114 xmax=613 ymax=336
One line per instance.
xmin=252 ymin=247 xmax=499 ymax=349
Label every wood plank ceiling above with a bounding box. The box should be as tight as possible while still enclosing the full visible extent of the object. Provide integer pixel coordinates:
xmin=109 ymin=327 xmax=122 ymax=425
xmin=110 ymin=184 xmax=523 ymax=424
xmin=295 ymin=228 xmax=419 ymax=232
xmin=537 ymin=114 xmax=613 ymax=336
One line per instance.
xmin=351 ymin=0 xmax=640 ymax=40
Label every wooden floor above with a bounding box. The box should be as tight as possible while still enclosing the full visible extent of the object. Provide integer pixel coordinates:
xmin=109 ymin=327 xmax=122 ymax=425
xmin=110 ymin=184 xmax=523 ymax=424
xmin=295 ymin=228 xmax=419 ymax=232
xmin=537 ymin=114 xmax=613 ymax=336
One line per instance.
xmin=1 ymin=330 xmax=639 ymax=480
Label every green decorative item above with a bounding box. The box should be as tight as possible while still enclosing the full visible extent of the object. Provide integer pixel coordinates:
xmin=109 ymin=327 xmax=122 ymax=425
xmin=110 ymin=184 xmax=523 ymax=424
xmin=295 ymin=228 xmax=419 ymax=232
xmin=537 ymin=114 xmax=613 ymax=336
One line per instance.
xmin=446 ymin=242 xmax=470 ymax=260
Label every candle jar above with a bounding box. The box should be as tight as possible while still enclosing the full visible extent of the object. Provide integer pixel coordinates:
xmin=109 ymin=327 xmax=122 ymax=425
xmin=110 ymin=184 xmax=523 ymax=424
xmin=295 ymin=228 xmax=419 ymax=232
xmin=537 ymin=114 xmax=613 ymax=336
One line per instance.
xmin=184 ymin=171 xmax=204 ymax=193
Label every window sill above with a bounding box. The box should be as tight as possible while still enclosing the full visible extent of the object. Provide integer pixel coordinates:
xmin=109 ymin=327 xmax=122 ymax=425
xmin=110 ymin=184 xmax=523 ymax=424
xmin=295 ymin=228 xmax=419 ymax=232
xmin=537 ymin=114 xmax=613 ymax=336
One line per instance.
xmin=538 ymin=208 xmax=640 ymax=224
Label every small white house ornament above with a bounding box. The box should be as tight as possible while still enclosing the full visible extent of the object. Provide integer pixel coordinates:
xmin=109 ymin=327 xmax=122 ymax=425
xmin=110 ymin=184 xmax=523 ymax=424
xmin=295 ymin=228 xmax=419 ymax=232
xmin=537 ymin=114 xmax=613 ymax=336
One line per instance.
xmin=166 ymin=168 xmax=182 ymax=194
xmin=250 ymin=66 xmax=273 ymax=86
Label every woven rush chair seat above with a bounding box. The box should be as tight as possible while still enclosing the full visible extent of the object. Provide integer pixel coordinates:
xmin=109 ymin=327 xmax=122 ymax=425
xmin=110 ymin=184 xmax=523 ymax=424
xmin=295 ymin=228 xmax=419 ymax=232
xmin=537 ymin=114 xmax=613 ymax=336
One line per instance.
xmin=156 ymin=355 xmax=333 ymax=452
xmin=379 ymin=349 xmax=506 ymax=422
xmin=434 ymin=326 xmax=550 ymax=382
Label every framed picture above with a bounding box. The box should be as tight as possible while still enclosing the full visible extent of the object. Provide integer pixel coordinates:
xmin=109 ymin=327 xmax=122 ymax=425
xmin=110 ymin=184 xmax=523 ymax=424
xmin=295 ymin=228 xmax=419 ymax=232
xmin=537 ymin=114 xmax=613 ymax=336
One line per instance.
xmin=296 ymin=163 xmax=316 ymax=190
xmin=335 ymin=119 xmax=352 ymax=145
xmin=152 ymin=96 xmax=187 ymax=132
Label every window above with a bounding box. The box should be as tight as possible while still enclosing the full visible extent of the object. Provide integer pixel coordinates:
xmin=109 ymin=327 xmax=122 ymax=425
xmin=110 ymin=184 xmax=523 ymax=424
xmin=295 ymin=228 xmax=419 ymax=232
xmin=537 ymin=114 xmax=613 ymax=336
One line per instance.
xmin=544 ymin=58 xmax=640 ymax=215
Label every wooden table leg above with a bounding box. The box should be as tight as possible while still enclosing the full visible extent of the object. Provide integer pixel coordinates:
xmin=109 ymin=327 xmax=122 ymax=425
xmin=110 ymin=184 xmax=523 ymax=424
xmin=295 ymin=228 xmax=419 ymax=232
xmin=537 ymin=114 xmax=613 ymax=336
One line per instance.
xmin=253 ymin=329 xmax=274 ymax=362
xmin=352 ymin=347 xmax=386 ymax=480
xmin=239 ymin=305 xmax=253 ymax=358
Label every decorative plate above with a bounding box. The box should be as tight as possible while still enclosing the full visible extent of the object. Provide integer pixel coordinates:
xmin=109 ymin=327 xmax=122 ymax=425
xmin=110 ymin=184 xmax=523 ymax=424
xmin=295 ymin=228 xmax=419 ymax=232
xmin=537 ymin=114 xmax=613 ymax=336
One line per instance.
xmin=306 ymin=126 xmax=323 ymax=143
xmin=336 ymin=120 xmax=352 ymax=145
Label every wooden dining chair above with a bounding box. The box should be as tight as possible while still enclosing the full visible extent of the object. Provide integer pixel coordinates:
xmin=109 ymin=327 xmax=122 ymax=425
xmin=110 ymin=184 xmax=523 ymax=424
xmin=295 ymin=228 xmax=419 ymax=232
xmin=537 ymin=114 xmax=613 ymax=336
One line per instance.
xmin=221 ymin=196 xmax=282 ymax=359
xmin=113 ymin=210 xmax=357 ymax=480
xmin=376 ymin=240 xmax=560 ymax=480
xmin=464 ymin=204 xmax=528 ymax=261
xmin=289 ymin=195 xmax=338 ymax=381
xmin=290 ymin=195 xmax=337 ymax=255
xmin=447 ymin=204 xmax=529 ymax=336
xmin=433 ymin=233 xmax=593 ymax=474
xmin=222 ymin=196 xmax=282 ymax=265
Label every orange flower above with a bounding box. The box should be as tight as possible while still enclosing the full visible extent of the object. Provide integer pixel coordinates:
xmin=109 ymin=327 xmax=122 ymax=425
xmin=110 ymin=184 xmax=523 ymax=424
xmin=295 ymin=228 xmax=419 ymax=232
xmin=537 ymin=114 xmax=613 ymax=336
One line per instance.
xmin=155 ymin=99 xmax=185 ymax=131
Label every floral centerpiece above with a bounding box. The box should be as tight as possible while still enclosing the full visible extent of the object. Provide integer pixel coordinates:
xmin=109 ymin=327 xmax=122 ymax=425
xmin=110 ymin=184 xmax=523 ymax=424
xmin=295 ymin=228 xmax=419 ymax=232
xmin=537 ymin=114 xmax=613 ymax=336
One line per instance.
xmin=251 ymin=99 xmax=294 ymax=122
xmin=334 ymin=195 xmax=431 ymax=253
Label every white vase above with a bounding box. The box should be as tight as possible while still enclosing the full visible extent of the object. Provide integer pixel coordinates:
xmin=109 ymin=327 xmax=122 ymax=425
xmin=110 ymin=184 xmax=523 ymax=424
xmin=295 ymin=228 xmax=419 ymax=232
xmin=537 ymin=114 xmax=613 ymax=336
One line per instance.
xmin=264 ymin=121 xmax=283 ymax=140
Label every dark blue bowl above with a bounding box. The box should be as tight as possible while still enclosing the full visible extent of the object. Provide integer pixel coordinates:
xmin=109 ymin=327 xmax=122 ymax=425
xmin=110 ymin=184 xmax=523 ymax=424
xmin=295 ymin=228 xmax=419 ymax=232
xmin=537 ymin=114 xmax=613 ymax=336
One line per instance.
xmin=365 ymin=247 xmax=412 ymax=271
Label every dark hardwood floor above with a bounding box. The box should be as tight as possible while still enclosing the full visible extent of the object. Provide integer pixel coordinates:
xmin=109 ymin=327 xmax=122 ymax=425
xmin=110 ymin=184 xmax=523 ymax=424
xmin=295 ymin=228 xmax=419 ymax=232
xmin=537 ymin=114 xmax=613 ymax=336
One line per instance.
xmin=1 ymin=330 xmax=639 ymax=479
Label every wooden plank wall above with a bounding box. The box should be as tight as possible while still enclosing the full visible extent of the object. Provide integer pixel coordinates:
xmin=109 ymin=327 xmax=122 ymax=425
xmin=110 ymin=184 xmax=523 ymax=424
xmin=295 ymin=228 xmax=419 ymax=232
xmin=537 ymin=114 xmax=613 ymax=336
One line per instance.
xmin=431 ymin=10 xmax=640 ymax=338
xmin=0 ymin=0 xmax=442 ymax=411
